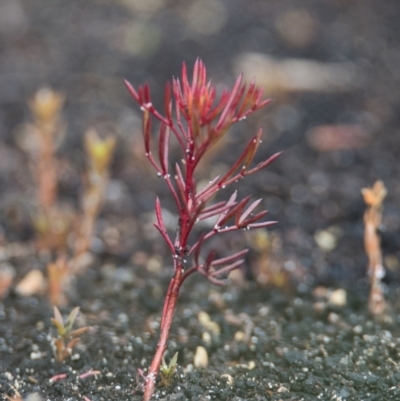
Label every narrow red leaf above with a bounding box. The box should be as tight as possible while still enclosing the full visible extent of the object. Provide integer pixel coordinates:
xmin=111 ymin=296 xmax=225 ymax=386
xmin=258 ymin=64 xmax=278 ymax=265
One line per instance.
xmin=123 ymin=79 xmax=140 ymax=102
xmin=154 ymin=198 xmax=174 ymax=252
xmin=204 ymin=250 xmax=216 ymax=274
xmin=192 ymin=58 xmax=200 ymax=92
xmin=153 ymin=222 xmax=174 ymax=252
xmin=158 ymin=125 xmax=170 ymax=175
xmin=164 ymin=82 xmax=172 ymax=123
xmin=242 ymin=128 xmax=263 ymax=170
xmin=172 ymin=78 xmax=183 ymax=107
xmin=217 ymin=195 xmax=251 ymax=227
xmin=240 ymin=210 xmax=269 ymax=227
xmin=211 ymin=249 xmax=249 ymax=267
xmin=215 ymin=191 xmax=238 ymax=226
xmin=238 ymin=198 xmax=263 ymax=226
xmin=143 ymin=110 xmax=151 ymax=154
xmin=200 ymin=201 xmax=226 ymax=215
xmin=215 ymin=74 xmax=243 ymax=131
xmin=196 ymin=175 xmax=220 ymax=202
xmin=218 ymin=132 xmax=260 ymax=185
xmin=244 ymin=151 xmax=282 ymax=176
xmin=173 ymin=165 xmax=188 ymax=216
xmin=198 ymin=201 xmax=237 ymax=222
xmin=155 ymin=197 xmax=165 ymax=229
xmin=181 ymin=62 xmax=190 ymax=95
xmin=174 ymin=163 xmax=185 ymax=192
xmin=138 ymin=86 xmax=145 ymax=103
xmin=194 ymin=232 xmax=206 ymax=266
xmin=211 ymin=259 xmax=246 ymax=278
xmin=197 ymin=267 xmax=226 ymax=286
xmin=144 ymin=84 xmax=150 ymax=104
xmin=200 ymin=59 xmax=206 ymax=87
xmin=247 ymin=221 xmax=277 ymax=229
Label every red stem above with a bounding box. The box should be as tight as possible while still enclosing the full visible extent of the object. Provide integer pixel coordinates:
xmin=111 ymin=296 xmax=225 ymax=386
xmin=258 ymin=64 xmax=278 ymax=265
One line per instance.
xmin=143 ymin=262 xmax=183 ymax=401
xmin=123 ymin=61 xmax=277 ymax=401
xmin=143 ymin=131 xmax=195 ymax=400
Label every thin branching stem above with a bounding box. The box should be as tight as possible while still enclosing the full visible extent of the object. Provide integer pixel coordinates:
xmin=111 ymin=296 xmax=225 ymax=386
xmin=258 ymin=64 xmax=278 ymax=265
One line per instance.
xmin=125 ymin=59 xmax=280 ymax=401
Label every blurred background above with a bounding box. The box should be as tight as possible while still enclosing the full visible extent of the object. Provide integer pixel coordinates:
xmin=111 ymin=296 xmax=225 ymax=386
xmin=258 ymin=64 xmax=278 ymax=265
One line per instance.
xmin=1 ymin=0 xmax=400 ymax=289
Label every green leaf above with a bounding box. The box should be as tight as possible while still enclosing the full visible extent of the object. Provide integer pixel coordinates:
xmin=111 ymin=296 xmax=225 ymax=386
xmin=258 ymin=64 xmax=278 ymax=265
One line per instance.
xmin=53 ymin=306 xmax=64 ymax=326
xmin=169 ymin=352 xmax=179 ymax=370
xmin=51 ymin=317 xmax=66 ymax=337
xmin=65 ymin=307 xmax=80 ymax=333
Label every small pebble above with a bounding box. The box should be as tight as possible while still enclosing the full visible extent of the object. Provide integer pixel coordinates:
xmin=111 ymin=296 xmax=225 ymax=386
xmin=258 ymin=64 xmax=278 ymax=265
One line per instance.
xmin=314 ymin=230 xmax=337 ymax=251
xmin=277 ymin=386 xmax=289 ymax=393
xmin=234 ymin=331 xmax=246 ymax=342
xmin=202 ymin=331 xmax=212 ymax=345
xmin=198 ymin=311 xmax=220 ymax=335
xmin=15 ymin=269 xmax=45 ymax=296
xmin=221 ymin=374 xmax=234 ymax=386
xmin=194 ymin=346 xmax=208 ymax=368
xmin=329 ymin=289 xmax=347 ymax=307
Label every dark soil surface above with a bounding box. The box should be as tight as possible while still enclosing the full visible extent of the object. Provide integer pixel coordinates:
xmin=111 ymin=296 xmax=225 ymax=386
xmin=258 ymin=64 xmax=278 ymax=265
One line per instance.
xmin=1 ymin=0 xmax=400 ymax=400
xmin=2 ymin=274 xmax=400 ymax=401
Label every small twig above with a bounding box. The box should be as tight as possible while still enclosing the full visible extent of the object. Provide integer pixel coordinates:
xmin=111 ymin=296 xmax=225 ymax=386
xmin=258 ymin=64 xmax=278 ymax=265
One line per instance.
xmin=361 ymin=180 xmax=387 ymax=316
xmin=49 ymin=373 xmax=67 ymax=383
xmin=79 ymin=370 xmax=101 ymax=380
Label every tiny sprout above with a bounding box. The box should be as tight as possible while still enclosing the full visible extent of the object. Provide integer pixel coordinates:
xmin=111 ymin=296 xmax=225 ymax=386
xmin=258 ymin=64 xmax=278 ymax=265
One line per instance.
xmin=74 ymin=128 xmax=116 ymax=258
xmin=51 ymin=306 xmax=89 ymax=362
xmin=159 ymin=352 xmax=179 ymax=387
xmin=84 ymin=129 xmax=116 ymax=175
xmin=29 ymin=87 xmax=65 ymax=125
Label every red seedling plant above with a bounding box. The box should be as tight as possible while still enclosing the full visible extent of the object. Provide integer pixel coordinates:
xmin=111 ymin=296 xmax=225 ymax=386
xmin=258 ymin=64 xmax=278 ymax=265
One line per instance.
xmin=125 ymin=59 xmax=281 ymax=400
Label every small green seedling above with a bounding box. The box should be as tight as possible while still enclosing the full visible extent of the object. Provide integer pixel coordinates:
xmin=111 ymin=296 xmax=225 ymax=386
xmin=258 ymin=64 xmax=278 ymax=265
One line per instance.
xmin=51 ymin=306 xmax=89 ymax=362
xmin=159 ymin=352 xmax=179 ymax=387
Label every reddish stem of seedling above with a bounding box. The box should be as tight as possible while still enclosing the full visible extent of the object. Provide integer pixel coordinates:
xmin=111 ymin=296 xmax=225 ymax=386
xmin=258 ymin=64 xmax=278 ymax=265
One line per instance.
xmin=125 ymin=59 xmax=280 ymax=401
xmin=143 ymin=262 xmax=183 ymax=399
